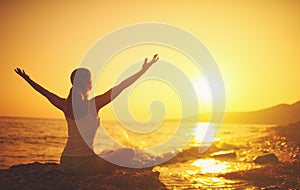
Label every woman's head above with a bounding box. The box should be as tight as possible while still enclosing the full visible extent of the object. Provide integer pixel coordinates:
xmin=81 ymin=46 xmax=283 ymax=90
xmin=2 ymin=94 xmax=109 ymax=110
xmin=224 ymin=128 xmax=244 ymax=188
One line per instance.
xmin=70 ymin=68 xmax=92 ymax=96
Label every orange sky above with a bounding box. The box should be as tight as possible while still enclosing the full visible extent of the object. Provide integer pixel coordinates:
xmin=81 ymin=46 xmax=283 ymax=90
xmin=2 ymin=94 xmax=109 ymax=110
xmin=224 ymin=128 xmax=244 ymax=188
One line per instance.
xmin=1 ymin=1 xmax=300 ymax=119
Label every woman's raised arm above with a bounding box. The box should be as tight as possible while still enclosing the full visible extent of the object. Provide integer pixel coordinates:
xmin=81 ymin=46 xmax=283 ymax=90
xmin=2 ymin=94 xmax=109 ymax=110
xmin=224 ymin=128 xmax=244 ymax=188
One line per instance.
xmin=14 ymin=68 xmax=65 ymax=112
xmin=93 ymin=54 xmax=159 ymax=112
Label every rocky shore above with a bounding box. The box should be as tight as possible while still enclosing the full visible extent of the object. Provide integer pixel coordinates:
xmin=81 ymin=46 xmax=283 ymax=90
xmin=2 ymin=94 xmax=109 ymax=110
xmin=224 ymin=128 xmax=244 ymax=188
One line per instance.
xmin=0 ymin=162 xmax=167 ymax=190
xmin=219 ymin=121 xmax=300 ymax=189
xmin=219 ymin=160 xmax=300 ymax=189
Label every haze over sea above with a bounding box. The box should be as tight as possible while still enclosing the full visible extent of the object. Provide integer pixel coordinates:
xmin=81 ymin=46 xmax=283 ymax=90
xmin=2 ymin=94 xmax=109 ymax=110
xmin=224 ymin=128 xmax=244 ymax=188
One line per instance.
xmin=0 ymin=116 xmax=299 ymax=189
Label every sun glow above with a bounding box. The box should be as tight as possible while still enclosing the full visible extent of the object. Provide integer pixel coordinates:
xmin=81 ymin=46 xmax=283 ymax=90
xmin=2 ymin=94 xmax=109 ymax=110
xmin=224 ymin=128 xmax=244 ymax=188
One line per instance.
xmin=193 ymin=78 xmax=212 ymax=105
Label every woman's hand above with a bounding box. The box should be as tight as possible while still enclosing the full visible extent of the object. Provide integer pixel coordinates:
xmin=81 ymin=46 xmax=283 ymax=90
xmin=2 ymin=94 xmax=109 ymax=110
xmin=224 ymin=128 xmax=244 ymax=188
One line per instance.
xmin=94 ymin=54 xmax=159 ymax=111
xmin=141 ymin=54 xmax=159 ymax=73
xmin=14 ymin=67 xmax=66 ymax=112
xmin=14 ymin=68 xmax=30 ymax=81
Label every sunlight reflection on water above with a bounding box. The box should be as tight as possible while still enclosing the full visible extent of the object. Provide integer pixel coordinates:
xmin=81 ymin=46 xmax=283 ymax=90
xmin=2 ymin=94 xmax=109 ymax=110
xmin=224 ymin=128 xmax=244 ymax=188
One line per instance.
xmin=192 ymin=159 xmax=230 ymax=174
xmin=194 ymin=122 xmax=219 ymax=143
xmin=155 ymin=158 xmax=259 ymax=189
xmin=192 ymin=158 xmax=260 ymax=174
xmin=152 ymin=122 xmax=271 ymax=189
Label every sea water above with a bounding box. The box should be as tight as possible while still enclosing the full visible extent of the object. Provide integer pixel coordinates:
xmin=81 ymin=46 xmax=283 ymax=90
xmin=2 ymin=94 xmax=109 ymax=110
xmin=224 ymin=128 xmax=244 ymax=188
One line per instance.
xmin=0 ymin=116 xmax=298 ymax=189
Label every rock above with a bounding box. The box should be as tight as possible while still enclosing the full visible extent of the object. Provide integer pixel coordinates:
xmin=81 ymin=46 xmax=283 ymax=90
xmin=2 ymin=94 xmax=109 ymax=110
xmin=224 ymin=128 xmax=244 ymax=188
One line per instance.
xmin=0 ymin=162 xmax=167 ymax=190
xmin=253 ymin=153 xmax=279 ymax=164
xmin=295 ymin=153 xmax=300 ymax=159
xmin=210 ymin=150 xmax=237 ymax=160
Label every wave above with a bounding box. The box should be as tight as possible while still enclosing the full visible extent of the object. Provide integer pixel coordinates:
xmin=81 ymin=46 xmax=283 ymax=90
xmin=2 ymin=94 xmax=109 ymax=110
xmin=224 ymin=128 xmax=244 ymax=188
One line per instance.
xmin=115 ymin=140 xmax=244 ymax=168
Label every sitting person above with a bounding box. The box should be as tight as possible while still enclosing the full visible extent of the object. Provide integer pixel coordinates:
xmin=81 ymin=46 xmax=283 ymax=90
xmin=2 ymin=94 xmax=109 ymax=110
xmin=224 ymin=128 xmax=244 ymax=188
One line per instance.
xmin=14 ymin=54 xmax=159 ymax=174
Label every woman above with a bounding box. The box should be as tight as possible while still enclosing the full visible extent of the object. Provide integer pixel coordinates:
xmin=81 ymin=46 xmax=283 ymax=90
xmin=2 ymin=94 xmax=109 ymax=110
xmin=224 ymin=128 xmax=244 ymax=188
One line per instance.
xmin=14 ymin=54 xmax=159 ymax=174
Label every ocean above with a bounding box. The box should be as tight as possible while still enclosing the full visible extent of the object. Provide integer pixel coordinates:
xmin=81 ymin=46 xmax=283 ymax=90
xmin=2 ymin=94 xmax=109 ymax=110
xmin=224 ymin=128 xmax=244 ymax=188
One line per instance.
xmin=0 ymin=116 xmax=299 ymax=189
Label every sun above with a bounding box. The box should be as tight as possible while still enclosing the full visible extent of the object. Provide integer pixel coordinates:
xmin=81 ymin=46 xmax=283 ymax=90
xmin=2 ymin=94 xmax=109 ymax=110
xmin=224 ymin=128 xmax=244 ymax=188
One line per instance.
xmin=193 ymin=78 xmax=212 ymax=105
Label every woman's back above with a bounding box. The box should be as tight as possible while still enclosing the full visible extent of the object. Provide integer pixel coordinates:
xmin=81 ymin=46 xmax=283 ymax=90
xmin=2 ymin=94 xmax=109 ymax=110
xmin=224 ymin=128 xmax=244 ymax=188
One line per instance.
xmin=63 ymin=112 xmax=100 ymax=157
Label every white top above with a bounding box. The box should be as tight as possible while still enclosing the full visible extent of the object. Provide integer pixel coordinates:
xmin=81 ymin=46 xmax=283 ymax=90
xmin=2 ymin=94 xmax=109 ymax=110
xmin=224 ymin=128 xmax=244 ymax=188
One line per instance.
xmin=62 ymin=109 xmax=100 ymax=157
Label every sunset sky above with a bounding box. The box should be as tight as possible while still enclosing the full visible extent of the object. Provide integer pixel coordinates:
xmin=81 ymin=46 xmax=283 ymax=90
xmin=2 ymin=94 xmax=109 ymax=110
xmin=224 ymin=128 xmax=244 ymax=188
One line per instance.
xmin=1 ymin=1 xmax=300 ymax=119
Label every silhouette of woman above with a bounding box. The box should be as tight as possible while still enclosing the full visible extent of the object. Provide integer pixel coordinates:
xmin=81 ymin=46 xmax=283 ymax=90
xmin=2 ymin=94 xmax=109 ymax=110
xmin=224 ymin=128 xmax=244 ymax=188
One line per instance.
xmin=14 ymin=54 xmax=159 ymax=174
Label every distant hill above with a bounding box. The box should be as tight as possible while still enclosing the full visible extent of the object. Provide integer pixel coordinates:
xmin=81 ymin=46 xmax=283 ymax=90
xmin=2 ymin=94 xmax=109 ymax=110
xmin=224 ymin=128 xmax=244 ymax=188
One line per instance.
xmin=223 ymin=101 xmax=300 ymax=125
